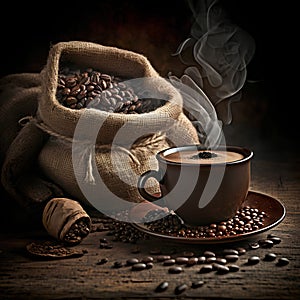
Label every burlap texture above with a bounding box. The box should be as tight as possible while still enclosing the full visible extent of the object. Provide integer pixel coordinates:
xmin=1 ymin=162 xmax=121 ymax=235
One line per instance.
xmin=0 ymin=73 xmax=64 ymax=217
xmin=42 ymin=197 xmax=91 ymax=242
xmin=0 ymin=73 xmax=40 ymax=166
xmin=36 ymin=41 xmax=199 ymax=211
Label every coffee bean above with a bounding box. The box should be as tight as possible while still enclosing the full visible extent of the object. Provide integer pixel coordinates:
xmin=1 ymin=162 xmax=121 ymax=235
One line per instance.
xmin=144 ymin=206 xmax=266 ymax=239
xmin=57 ymin=65 xmax=166 ymax=114
xmin=268 ymin=236 xmax=281 ymax=245
xmin=222 ymin=249 xmax=239 ymax=256
xmin=206 ymin=257 xmax=217 ymax=263
xmin=126 ymin=258 xmax=140 ymax=266
xmin=227 ymin=264 xmax=240 ymax=272
xmin=191 ymin=280 xmax=205 ymax=288
xmin=168 ymin=266 xmax=183 ymax=274
xmin=175 ymin=257 xmax=189 ymax=264
xmin=258 ymin=239 xmax=274 ymax=248
xmin=215 ymin=264 xmax=230 ymax=274
xmin=64 ymin=218 xmax=90 ymax=244
xmin=236 ymin=247 xmax=247 ymax=255
xmin=146 ymin=262 xmax=154 ymax=269
xmin=163 ymin=259 xmax=176 ymax=266
xmin=131 ymin=263 xmax=147 ymax=271
xmin=199 ymin=264 xmax=213 ymax=273
xmin=198 ymin=256 xmax=206 ymax=264
xmin=156 ymin=255 xmax=171 ymax=262
xmin=215 ymin=258 xmax=227 ymax=265
xmin=247 ymin=256 xmax=260 ymax=265
xmin=276 ymin=257 xmax=290 ymax=266
xmin=141 ymin=256 xmax=154 ymax=263
xmin=186 ymin=257 xmax=199 ymax=266
xmin=263 ymin=253 xmax=277 ymax=261
xmin=225 ymin=255 xmax=239 ymax=262
xmin=174 ymin=283 xmax=188 ymax=295
xmin=155 ymin=281 xmax=169 ymax=293
xmin=204 ymin=251 xmax=215 ymax=257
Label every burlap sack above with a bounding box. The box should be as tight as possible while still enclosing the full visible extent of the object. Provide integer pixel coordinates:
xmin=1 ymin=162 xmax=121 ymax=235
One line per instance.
xmin=0 ymin=73 xmax=64 ymax=216
xmin=0 ymin=73 xmax=40 ymax=166
xmin=35 ymin=41 xmax=199 ymax=212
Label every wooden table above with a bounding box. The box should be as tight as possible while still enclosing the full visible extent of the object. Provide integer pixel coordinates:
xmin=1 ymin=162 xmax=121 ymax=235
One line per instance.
xmin=0 ymin=83 xmax=299 ymax=299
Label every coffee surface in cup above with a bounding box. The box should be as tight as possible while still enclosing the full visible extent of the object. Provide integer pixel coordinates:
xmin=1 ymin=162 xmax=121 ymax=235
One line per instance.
xmin=162 ymin=150 xmax=244 ymax=164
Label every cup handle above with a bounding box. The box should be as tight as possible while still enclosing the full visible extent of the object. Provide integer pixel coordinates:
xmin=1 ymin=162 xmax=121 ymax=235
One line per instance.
xmin=138 ymin=170 xmax=163 ymax=202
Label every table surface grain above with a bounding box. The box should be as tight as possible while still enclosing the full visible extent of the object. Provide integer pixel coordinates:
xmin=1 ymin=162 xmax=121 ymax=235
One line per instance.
xmin=0 ymin=83 xmax=299 ymax=300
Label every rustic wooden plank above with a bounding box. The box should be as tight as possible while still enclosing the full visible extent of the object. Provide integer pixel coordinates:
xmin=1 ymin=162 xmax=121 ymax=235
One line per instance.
xmin=1 ymin=149 xmax=300 ymax=299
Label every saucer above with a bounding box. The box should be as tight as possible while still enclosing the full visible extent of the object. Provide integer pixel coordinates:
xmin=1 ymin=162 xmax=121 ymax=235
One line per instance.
xmin=131 ymin=190 xmax=286 ymax=244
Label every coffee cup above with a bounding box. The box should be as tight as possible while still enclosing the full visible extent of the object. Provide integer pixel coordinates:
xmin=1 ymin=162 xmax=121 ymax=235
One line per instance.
xmin=138 ymin=145 xmax=253 ymax=225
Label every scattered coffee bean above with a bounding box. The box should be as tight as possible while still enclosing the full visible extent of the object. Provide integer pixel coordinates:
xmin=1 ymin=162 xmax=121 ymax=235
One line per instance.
xmin=198 ymin=256 xmax=206 ymax=264
xmin=215 ymin=258 xmax=227 ymax=265
xmin=223 ymin=249 xmax=239 ymax=256
xmin=131 ymin=263 xmax=147 ymax=271
xmin=268 ymin=236 xmax=281 ymax=244
xmin=225 ymin=255 xmax=239 ymax=262
xmin=96 ymin=258 xmax=108 ymax=265
xmin=174 ymin=283 xmax=188 ymax=295
xmin=146 ymin=262 xmax=154 ymax=269
xmin=186 ymin=257 xmax=199 ymax=266
xmin=156 ymin=255 xmax=171 ymax=262
xmin=215 ymin=264 xmax=230 ymax=274
xmin=155 ymin=281 xmax=169 ymax=293
xmin=247 ymin=256 xmax=260 ymax=265
xmin=227 ymin=264 xmax=240 ymax=272
xmin=236 ymin=247 xmax=247 ymax=255
xmin=175 ymin=257 xmax=189 ymax=264
xmin=263 ymin=253 xmax=277 ymax=261
xmin=126 ymin=258 xmax=140 ymax=266
xmin=199 ymin=264 xmax=213 ymax=273
xmin=168 ymin=266 xmax=183 ymax=274
xmin=276 ymin=257 xmax=290 ymax=266
xmin=206 ymin=257 xmax=217 ymax=263
xmin=106 ymin=218 xmax=149 ymax=243
xmin=191 ymin=280 xmax=205 ymax=288
xmin=141 ymin=256 xmax=154 ymax=263
xmin=204 ymin=251 xmax=216 ymax=257
xmin=163 ymin=259 xmax=176 ymax=266
xmin=258 ymin=239 xmax=274 ymax=248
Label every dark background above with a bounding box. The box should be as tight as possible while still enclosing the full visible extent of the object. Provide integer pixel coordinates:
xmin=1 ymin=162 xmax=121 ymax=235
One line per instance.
xmin=0 ymin=0 xmax=297 ymax=150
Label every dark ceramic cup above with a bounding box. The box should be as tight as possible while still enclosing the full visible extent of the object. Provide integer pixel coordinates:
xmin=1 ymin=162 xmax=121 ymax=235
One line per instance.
xmin=138 ymin=145 xmax=253 ymax=225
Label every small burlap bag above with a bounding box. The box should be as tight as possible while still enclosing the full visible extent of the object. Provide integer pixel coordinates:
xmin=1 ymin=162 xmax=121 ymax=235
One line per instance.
xmin=42 ymin=197 xmax=91 ymax=244
xmin=35 ymin=41 xmax=199 ymax=213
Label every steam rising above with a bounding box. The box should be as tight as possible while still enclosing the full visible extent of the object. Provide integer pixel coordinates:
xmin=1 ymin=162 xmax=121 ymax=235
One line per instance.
xmin=169 ymin=0 xmax=255 ymax=142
